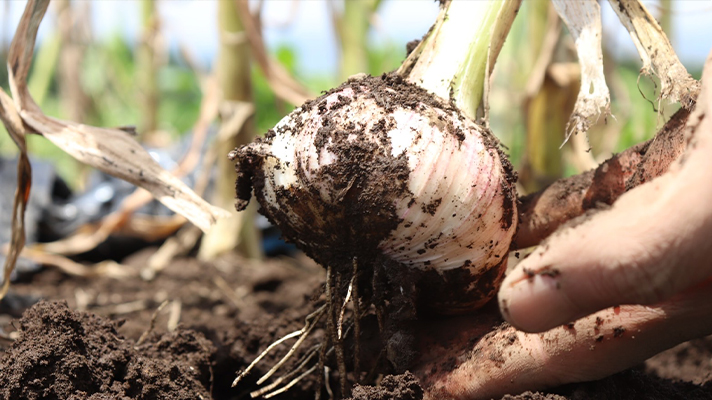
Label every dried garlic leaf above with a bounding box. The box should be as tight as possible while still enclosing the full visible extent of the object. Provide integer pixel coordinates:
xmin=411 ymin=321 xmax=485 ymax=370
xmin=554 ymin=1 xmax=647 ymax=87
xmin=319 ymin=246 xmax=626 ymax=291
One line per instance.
xmin=552 ymin=0 xmax=611 ymax=143
xmin=7 ymin=0 xmax=229 ymax=233
xmin=608 ymin=0 xmax=699 ymax=109
xmin=0 ymin=89 xmax=30 ymax=299
xmin=19 ymin=110 xmax=229 ymax=233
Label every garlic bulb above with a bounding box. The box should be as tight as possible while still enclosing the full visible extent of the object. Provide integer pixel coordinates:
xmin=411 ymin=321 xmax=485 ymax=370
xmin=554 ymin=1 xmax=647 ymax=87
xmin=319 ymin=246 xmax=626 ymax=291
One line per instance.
xmin=231 ymin=75 xmax=517 ymax=313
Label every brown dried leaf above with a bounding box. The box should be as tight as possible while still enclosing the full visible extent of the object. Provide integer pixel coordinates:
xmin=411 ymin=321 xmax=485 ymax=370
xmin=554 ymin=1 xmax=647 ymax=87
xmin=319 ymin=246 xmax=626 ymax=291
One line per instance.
xmin=7 ymin=0 xmax=229 ymax=233
xmin=608 ymin=0 xmax=700 ymax=109
xmin=20 ymin=112 xmax=229 ymax=232
xmin=552 ymin=0 xmax=611 ymax=143
xmin=0 ymin=90 xmax=30 ymax=299
xmin=32 ymin=53 xmax=223 ymax=257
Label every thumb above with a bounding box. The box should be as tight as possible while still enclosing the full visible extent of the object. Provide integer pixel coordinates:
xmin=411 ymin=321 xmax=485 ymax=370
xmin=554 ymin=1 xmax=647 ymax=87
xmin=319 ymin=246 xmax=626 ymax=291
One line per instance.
xmin=499 ymin=165 xmax=712 ymax=333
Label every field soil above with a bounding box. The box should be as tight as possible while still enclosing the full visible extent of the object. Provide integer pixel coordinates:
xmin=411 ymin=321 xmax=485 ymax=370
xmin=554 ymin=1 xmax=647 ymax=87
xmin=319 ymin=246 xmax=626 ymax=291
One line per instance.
xmin=1 ymin=248 xmax=711 ymax=399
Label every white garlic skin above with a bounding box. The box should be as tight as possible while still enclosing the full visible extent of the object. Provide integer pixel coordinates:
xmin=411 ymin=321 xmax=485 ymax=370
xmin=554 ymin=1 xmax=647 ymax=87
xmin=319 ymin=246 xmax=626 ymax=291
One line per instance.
xmin=233 ymin=75 xmax=517 ymax=313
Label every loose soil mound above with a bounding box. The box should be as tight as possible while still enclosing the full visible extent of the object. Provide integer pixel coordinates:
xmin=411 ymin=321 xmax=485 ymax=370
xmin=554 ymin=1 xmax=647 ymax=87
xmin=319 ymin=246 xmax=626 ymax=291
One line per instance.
xmin=0 ymin=300 xmax=213 ymax=400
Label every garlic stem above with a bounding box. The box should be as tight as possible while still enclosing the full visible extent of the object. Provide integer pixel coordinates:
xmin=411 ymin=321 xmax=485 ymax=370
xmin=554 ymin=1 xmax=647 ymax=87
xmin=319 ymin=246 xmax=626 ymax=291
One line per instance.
xmin=398 ymin=0 xmax=521 ymax=121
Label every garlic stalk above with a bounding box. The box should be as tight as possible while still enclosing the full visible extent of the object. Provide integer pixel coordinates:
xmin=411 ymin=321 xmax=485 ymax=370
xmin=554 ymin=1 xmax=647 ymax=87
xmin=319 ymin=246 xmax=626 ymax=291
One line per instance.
xmin=231 ymin=0 xmax=521 ymax=313
xmin=400 ymin=0 xmax=521 ymax=120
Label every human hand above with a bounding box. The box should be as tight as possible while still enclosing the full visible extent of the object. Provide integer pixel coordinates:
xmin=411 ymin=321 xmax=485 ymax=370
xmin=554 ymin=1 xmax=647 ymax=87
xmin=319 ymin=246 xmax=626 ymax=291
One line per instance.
xmin=414 ymin=53 xmax=712 ymax=400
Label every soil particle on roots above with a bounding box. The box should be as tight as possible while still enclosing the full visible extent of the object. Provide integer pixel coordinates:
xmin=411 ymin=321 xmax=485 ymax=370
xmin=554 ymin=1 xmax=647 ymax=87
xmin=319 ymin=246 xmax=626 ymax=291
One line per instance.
xmin=0 ymin=300 xmax=213 ymax=400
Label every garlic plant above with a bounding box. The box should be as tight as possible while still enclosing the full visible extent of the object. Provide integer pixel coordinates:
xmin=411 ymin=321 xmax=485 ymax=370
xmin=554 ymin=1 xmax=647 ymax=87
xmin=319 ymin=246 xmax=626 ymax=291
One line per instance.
xmin=231 ymin=0 xmax=521 ymax=314
xmin=230 ymin=0 xmax=700 ymax=314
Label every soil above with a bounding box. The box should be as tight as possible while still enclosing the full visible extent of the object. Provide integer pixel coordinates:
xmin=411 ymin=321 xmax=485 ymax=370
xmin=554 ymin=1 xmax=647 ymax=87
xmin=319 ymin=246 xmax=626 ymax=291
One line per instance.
xmin=1 ymin=248 xmax=712 ymax=399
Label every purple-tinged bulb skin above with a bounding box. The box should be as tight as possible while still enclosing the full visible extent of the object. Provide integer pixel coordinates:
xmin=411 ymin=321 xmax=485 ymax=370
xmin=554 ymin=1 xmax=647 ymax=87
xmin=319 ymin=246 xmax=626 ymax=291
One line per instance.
xmin=231 ymin=74 xmax=517 ymax=314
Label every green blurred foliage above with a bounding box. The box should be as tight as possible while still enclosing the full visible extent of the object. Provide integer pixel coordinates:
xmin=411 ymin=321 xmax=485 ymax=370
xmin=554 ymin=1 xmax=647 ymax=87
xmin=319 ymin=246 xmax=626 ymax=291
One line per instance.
xmin=613 ymin=61 xmax=683 ymax=152
xmin=367 ymin=42 xmax=405 ymax=77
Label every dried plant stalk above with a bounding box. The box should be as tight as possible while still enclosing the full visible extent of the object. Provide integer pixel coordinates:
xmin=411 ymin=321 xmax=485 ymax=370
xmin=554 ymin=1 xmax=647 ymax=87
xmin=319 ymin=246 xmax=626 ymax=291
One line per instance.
xmin=199 ymin=0 xmax=261 ymax=260
xmin=0 ymin=90 xmax=30 ymax=299
xmin=551 ymin=0 xmax=610 ymax=142
xmin=136 ymin=0 xmax=161 ymax=138
xmin=608 ymin=0 xmax=700 ymax=109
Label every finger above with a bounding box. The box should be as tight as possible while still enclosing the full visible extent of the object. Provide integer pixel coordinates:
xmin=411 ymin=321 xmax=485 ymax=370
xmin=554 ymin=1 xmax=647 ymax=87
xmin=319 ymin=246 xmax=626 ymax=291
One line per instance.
xmin=498 ymin=159 xmax=712 ymax=332
xmin=420 ymin=281 xmax=712 ymax=400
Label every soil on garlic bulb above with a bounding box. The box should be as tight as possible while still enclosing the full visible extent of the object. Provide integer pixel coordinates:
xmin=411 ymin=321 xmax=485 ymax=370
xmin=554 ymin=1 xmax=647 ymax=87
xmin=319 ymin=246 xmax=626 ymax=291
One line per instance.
xmin=232 ymin=74 xmax=517 ymax=315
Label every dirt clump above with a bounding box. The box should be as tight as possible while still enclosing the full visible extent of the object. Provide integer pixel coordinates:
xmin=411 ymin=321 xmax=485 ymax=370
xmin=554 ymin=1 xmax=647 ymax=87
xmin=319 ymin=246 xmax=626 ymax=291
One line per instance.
xmin=0 ymin=300 xmax=213 ymax=400
xmin=348 ymin=372 xmax=423 ymax=400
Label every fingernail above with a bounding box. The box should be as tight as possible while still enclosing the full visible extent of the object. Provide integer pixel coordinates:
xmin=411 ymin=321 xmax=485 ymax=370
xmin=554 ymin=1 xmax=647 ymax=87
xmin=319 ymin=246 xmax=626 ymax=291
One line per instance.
xmin=499 ymin=269 xmax=580 ymax=332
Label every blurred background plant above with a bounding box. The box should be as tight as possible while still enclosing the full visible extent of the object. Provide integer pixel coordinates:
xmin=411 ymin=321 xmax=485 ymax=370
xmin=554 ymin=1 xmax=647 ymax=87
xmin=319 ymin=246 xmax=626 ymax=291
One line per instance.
xmin=0 ymin=0 xmax=710 ymax=268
